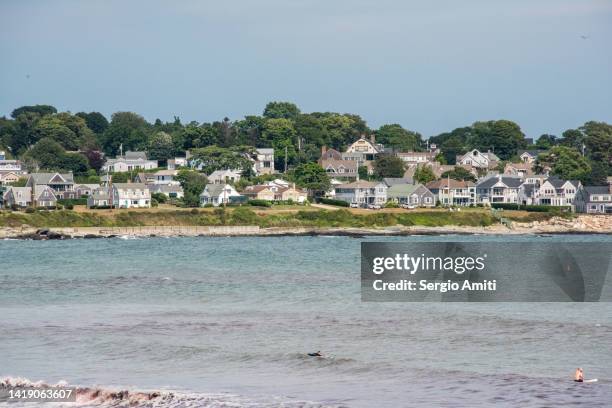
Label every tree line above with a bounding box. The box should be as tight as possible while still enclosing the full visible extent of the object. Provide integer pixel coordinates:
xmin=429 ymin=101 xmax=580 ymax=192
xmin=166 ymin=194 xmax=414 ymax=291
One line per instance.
xmin=0 ymin=102 xmax=610 ymax=185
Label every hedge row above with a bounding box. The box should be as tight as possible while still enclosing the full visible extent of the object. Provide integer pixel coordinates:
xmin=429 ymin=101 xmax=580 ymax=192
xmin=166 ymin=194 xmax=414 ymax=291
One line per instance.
xmin=318 ymin=198 xmax=350 ymax=207
xmin=491 ymin=203 xmax=571 ymax=212
xmin=58 ymin=198 xmax=88 ymax=206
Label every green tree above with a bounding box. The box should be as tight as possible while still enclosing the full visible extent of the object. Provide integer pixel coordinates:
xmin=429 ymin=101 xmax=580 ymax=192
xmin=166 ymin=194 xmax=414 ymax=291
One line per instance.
xmin=190 ymin=145 xmax=253 ymax=175
xmin=440 ymin=166 xmax=476 ymax=182
xmin=23 ymin=138 xmax=90 ymax=174
xmin=291 ymin=162 xmax=331 ymax=195
xmin=76 ymin=111 xmax=109 ymax=134
xmin=11 ymin=105 xmax=57 ymax=118
xmin=375 ymin=124 xmax=422 ymax=151
xmin=373 ymin=155 xmax=405 ymax=178
xmin=535 ymin=134 xmax=557 ymax=149
xmin=33 ymin=113 xmax=94 ymax=151
xmin=263 ymin=101 xmax=300 ymax=120
xmin=536 ymin=146 xmax=591 ymax=182
xmin=148 ymin=131 xmax=175 ymax=164
xmin=414 ymin=165 xmax=437 ymax=184
xmin=358 ymin=165 xmax=369 ymax=180
xmin=176 ymin=169 xmax=208 ymax=207
xmin=101 ymin=112 xmax=150 ymax=155
xmin=471 ymin=120 xmax=527 ymax=160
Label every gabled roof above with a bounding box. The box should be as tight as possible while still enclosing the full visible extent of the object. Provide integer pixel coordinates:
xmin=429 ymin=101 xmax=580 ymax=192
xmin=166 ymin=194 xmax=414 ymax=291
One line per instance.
xmin=202 ymin=183 xmax=240 ymax=197
xmin=336 ymin=181 xmax=384 ymax=189
xmin=519 ymin=150 xmax=544 ymax=157
xmin=124 ymin=151 xmax=148 ymax=160
xmin=29 ymin=172 xmax=74 ymax=185
xmin=476 ymin=176 xmax=522 ymax=189
xmin=383 ymin=177 xmax=414 ymax=187
xmin=5 ymin=186 xmax=32 ymax=201
xmin=34 ymin=185 xmax=57 ymax=201
xmin=321 ymin=159 xmax=358 ymax=171
xmin=148 ymin=184 xmax=184 ymax=194
xmin=388 ymin=183 xmax=431 ymax=197
xmin=113 ymin=183 xmax=148 ymax=190
xmin=91 ymin=188 xmax=110 ymax=200
xmin=584 ymin=186 xmax=611 ymax=196
xmin=546 ymin=177 xmax=579 ymax=189
xmin=426 ymin=179 xmax=475 ymax=189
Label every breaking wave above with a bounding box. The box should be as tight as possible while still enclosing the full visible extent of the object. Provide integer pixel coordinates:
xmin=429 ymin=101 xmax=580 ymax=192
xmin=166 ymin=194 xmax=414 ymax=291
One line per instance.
xmin=0 ymin=377 xmax=347 ymax=407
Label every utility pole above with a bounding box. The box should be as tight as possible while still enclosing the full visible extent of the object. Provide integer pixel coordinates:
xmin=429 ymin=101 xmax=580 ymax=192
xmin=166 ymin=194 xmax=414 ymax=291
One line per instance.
xmin=284 ymin=146 xmax=288 ymax=173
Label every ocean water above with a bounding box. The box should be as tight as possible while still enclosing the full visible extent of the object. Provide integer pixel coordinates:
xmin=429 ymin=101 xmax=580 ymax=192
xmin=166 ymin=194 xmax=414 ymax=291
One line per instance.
xmin=1 ymin=235 xmax=611 ymax=407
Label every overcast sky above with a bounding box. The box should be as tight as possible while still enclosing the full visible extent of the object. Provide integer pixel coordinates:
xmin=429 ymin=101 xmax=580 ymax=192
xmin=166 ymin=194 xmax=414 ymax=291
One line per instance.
xmin=1 ymin=0 xmax=611 ymax=138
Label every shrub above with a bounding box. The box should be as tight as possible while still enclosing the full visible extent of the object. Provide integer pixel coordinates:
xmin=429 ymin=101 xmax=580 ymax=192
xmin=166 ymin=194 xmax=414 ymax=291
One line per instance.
xmin=230 ymin=207 xmax=258 ymax=224
xmin=151 ymin=192 xmax=167 ymax=204
xmin=248 ymin=199 xmax=272 ymax=207
xmin=190 ymin=208 xmax=199 ymax=214
xmin=151 ymin=198 xmax=159 ymax=207
xmin=384 ymin=201 xmax=399 ymax=208
xmin=25 ymin=207 xmax=35 ymax=213
xmin=58 ymin=198 xmax=88 ymax=207
xmin=490 ymin=203 xmax=570 ymax=213
xmin=318 ymin=198 xmax=349 ymax=207
xmin=65 ymin=203 xmax=73 ymax=210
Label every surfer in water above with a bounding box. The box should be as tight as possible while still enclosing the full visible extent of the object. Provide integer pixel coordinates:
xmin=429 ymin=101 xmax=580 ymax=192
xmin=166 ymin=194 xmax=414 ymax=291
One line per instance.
xmin=574 ymin=368 xmax=584 ymax=383
xmin=308 ymin=351 xmax=323 ymax=357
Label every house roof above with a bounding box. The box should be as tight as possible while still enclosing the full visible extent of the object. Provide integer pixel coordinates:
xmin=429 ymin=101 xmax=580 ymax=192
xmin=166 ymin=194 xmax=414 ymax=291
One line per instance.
xmin=476 ymin=176 xmax=523 ymax=189
xmin=546 ymin=177 xmax=579 ymax=189
xmin=519 ymin=150 xmax=544 ymax=157
xmin=255 ymin=148 xmax=274 ymax=154
xmin=29 ymin=172 xmax=74 ymax=185
xmin=336 ymin=181 xmax=384 ymax=189
xmin=584 ymin=186 xmax=611 ymax=196
xmin=244 ymin=185 xmax=272 ymax=194
xmin=148 ymin=184 xmax=183 ymax=193
xmin=388 ymin=183 xmax=430 ymax=197
xmin=426 ymin=179 xmax=475 ymax=189
xmin=321 ymin=159 xmax=358 ymax=171
xmin=5 ymin=186 xmax=32 ymax=201
xmin=75 ymin=183 xmax=100 ymax=190
xmin=91 ymin=188 xmax=110 ymax=200
xmin=202 ymin=183 xmax=241 ymax=197
xmin=154 ymin=170 xmax=178 ymax=176
xmin=113 ymin=183 xmax=148 ymax=190
xmin=124 ymin=151 xmax=148 ymax=160
xmin=383 ymin=177 xmax=414 ymax=187
xmin=209 ymin=169 xmax=241 ymax=177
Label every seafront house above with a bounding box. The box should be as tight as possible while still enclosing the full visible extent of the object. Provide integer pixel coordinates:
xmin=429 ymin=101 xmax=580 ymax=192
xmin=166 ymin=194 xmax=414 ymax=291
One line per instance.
xmin=208 ymin=169 xmax=241 ymax=184
xmin=167 ymin=156 xmax=188 ymax=170
xmin=396 ymin=151 xmax=436 ymax=165
xmin=575 ymin=185 xmax=612 ymax=214
xmin=152 ymin=169 xmax=179 ymax=185
xmin=26 ymin=172 xmax=76 ymax=200
xmin=456 ymin=149 xmax=500 ymax=170
xmin=319 ymin=159 xmax=358 ymax=181
xmin=518 ymin=150 xmax=543 ymax=164
xmin=334 ymin=181 xmax=387 ymax=207
xmin=382 ymin=177 xmax=415 ymax=187
xmin=242 ymin=185 xmax=277 ymax=201
xmin=87 ymin=188 xmax=111 ymax=208
xmin=475 ymin=175 xmax=523 ymax=204
xmin=200 ymin=183 xmax=244 ymax=206
xmin=279 ymin=185 xmax=308 ymax=203
xmin=74 ymin=184 xmax=101 ymax=197
xmin=320 ymin=146 xmax=343 ymax=161
xmin=534 ymin=178 xmax=580 ymax=209
xmin=101 ymin=151 xmax=158 ymax=172
xmin=2 ymin=186 xmax=32 ymax=208
xmin=504 ymin=162 xmax=534 ymax=178
xmin=134 ymin=172 xmax=156 ymax=185
xmin=249 ymin=148 xmax=275 ymax=175
xmin=112 ymin=183 xmax=151 ymax=208
xmin=426 ymin=179 xmax=476 ymax=206
xmin=0 ymin=171 xmax=21 ymax=186
xmin=147 ymin=184 xmax=184 ymax=199
xmin=387 ymin=183 xmax=435 ymax=207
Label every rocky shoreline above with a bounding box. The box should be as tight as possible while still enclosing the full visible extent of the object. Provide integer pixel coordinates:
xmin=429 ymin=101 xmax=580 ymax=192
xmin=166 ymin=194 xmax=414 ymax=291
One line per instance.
xmin=1 ymin=215 xmax=611 ymax=240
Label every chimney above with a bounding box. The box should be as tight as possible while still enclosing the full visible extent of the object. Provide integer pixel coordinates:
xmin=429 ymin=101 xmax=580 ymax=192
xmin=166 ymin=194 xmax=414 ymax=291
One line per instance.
xmin=322 ymin=146 xmax=327 ymax=156
xmin=370 ymin=134 xmax=375 ymax=144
